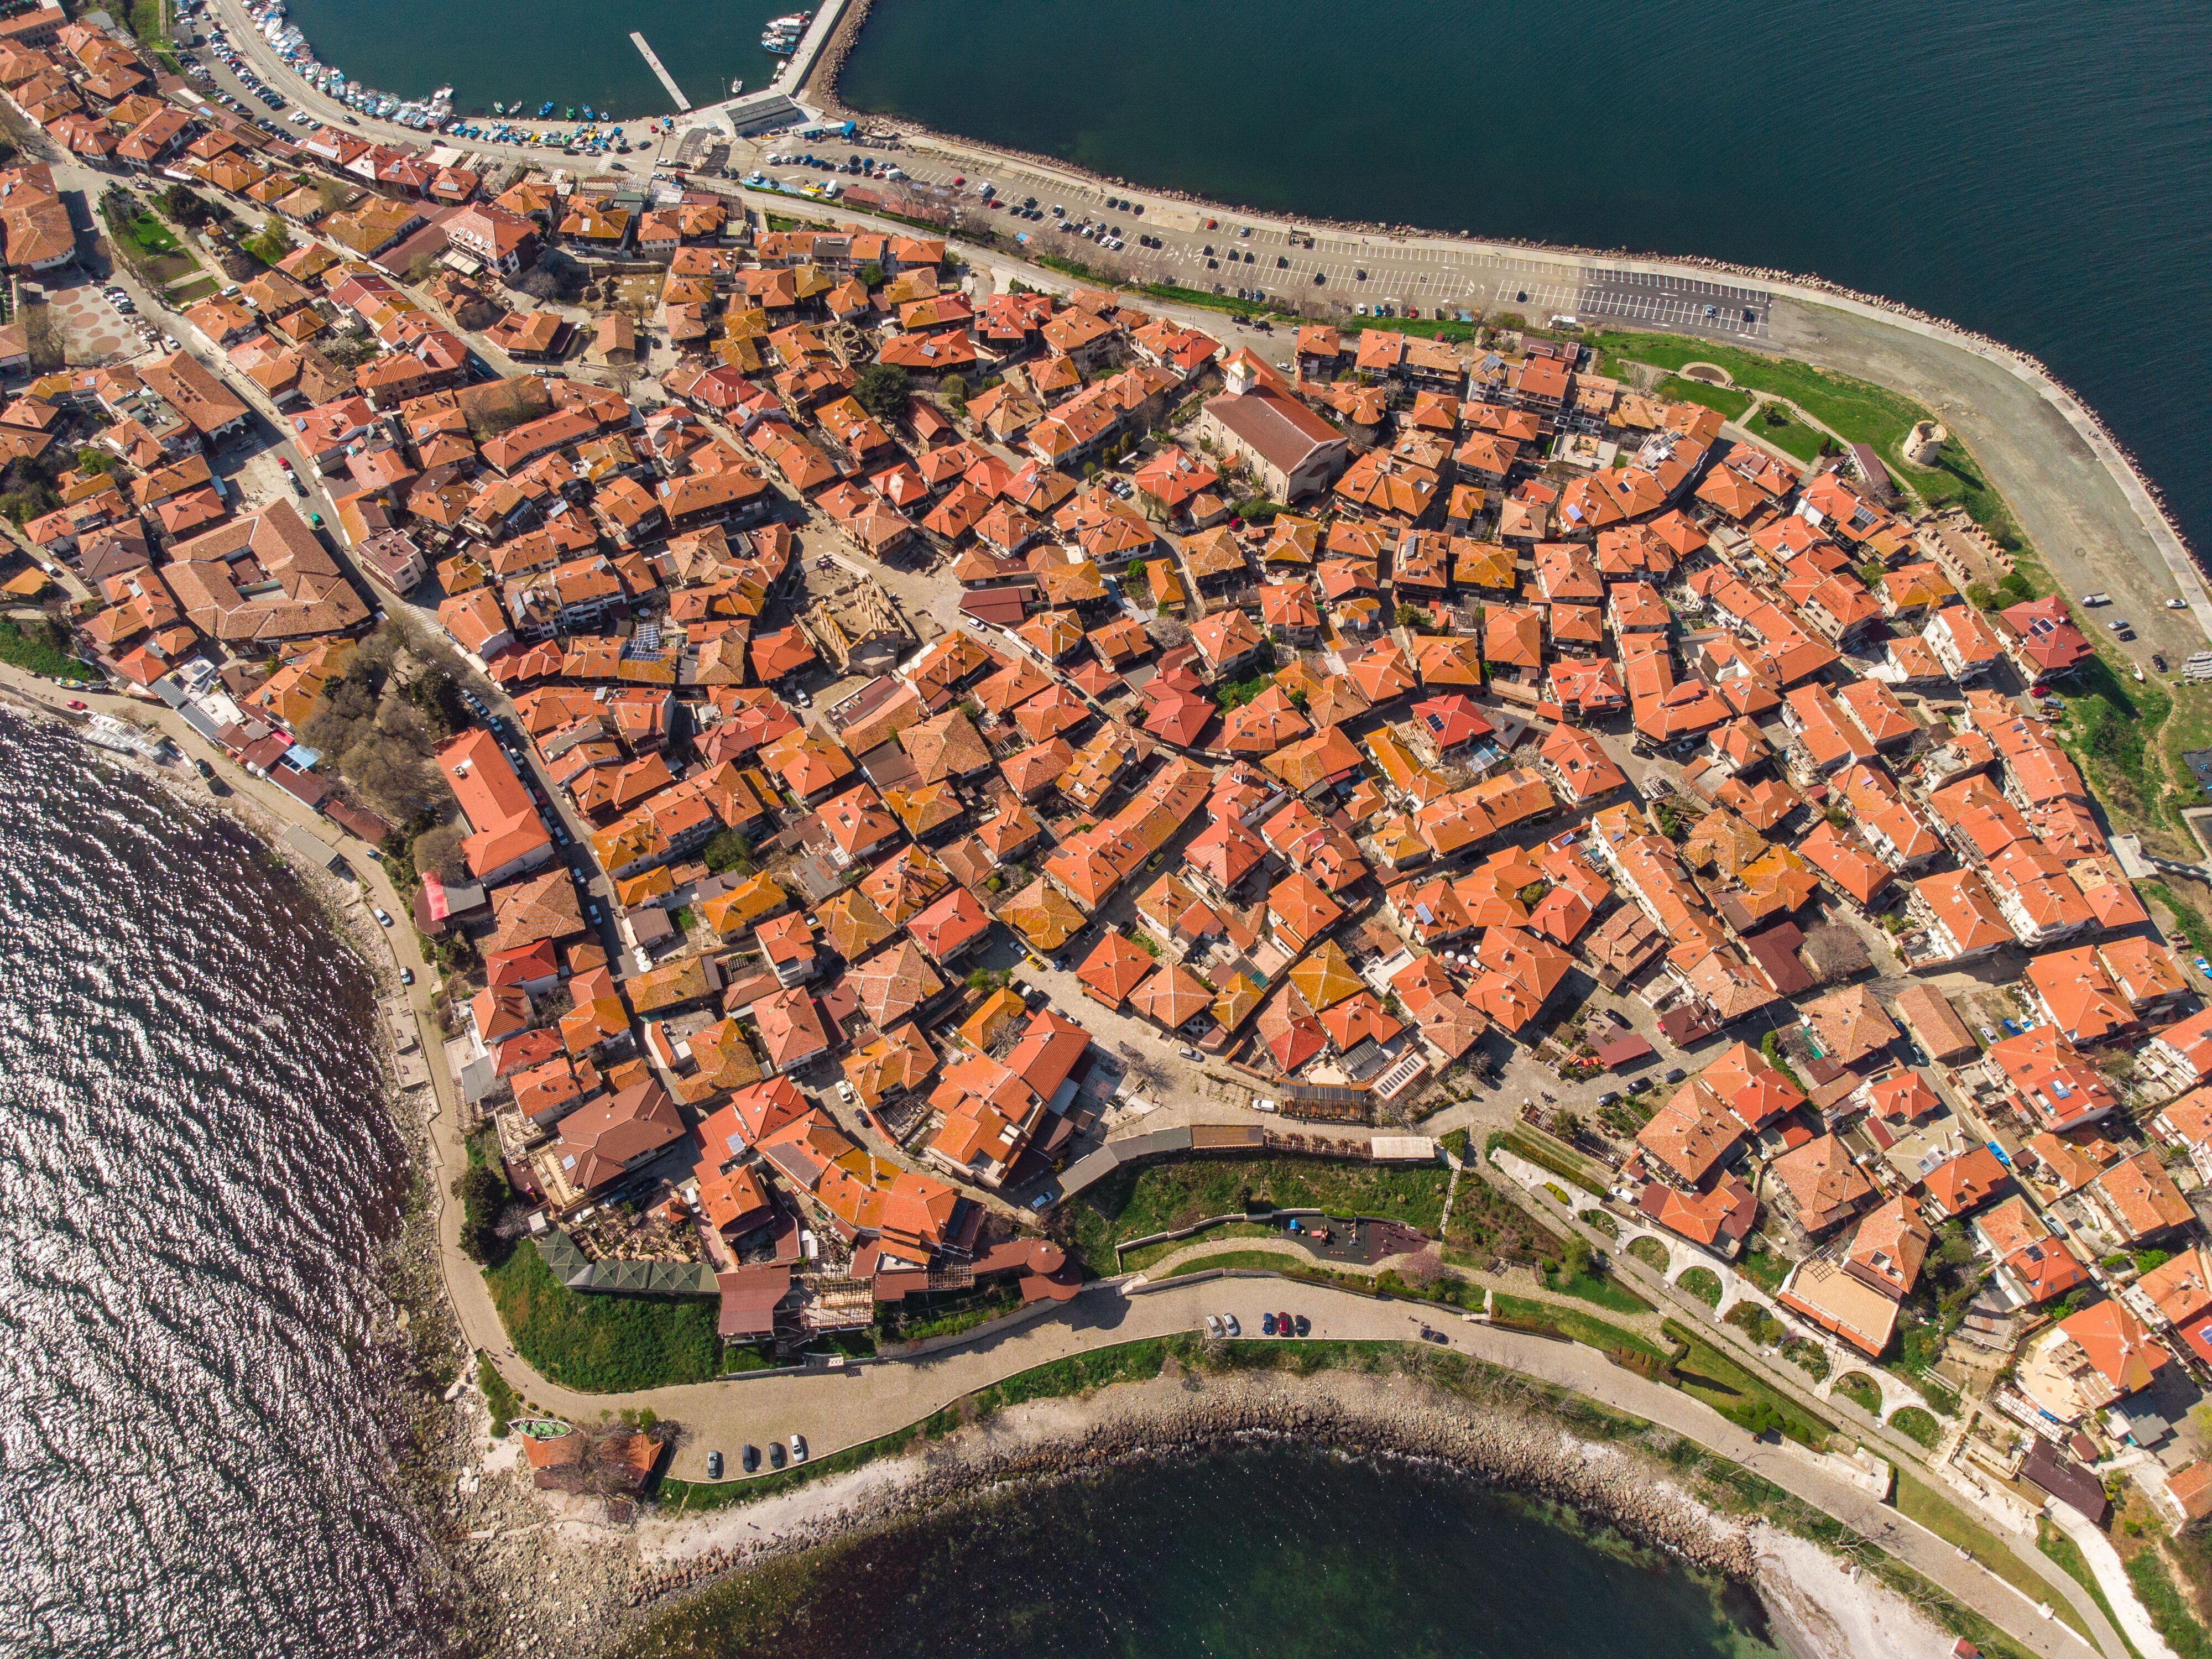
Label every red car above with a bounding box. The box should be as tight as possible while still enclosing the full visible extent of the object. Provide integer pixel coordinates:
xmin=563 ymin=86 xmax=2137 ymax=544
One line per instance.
xmin=275 ymin=455 xmax=293 ymax=472
xmin=65 ymin=698 xmax=86 ymax=709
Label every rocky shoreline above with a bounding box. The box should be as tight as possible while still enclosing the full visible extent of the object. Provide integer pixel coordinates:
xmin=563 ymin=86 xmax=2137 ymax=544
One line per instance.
xmin=440 ymin=1365 xmax=1942 ymax=1659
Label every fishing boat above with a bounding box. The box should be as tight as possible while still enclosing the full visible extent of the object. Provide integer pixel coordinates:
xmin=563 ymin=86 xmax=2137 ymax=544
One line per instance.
xmin=760 ymin=11 xmax=808 ymax=51
xmin=538 ymin=100 xmax=554 ymax=117
xmin=729 ymin=76 xmax=743 ymax=95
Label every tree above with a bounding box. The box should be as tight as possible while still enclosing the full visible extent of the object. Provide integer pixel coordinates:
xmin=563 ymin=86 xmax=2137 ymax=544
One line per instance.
xmin=702 ymin=828 xmax=754 ymax=874
xmin=159 ymin=183 xmax=219 ymax=230
xmin=851 ymin=362 xmax=911 ymax=424
xmin=514 ymin=248 xmax=585 ymax=304
xmin=410 ymin=821 xmax=468 ymax=883
xmin=1559 ymin=1234 xmax=1595 ymax=1284
xmin=1394 ymin=602 xmax=1432 ymax=632
xmin=856 ymin=260 xmax=884 ymax=289
xmin=453 ymin=1164 xmax=510 ymax=1265
xmin=243 ymin=217 xmax=294 ymax=266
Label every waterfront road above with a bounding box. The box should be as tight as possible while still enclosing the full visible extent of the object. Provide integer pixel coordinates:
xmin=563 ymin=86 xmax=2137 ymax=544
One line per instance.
xmin=559 ymin=1270 xmax=2119 ymax=1659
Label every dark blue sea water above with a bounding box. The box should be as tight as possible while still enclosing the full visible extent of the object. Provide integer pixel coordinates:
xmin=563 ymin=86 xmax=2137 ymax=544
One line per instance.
xmin=838 ymin=0 xmax=2212 ymax=558
xmin=0 ymin=715 xmax=448 ymax=1658
xmin=281 ymin=0 xmax=811 ymax=119
xmin=628 ymin=1443 xmax=1783 ymax=1659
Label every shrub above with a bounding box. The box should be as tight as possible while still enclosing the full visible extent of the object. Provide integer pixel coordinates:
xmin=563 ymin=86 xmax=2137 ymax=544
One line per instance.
xmin=852 ymin=362 xmax=912 ymax=423
xmin=453 ymin=1164 xmax=511 ymax=1264
xmin=1678 ymin=1266 xmax=1723 ymax=1307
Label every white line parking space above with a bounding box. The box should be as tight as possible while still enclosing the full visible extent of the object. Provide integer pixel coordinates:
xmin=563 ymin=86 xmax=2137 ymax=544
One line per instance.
xmin=1574 ymin=268 xmax=1772 ymax=337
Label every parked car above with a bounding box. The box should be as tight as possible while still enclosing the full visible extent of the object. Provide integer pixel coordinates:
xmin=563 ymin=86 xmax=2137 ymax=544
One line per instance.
xmin=66 ymin=698 xmax=87 ymax=710
xmin=1419 ymin=1327 xmax=1448 ymax=1345
xmin=1277 ymin=1310 xmax=1294 ymax=1335
xmin=1222 ymin=1314 xmax=1240 ymax=1337
xmin=742 ymin=1444 xmax=760 ymax=1473
xmin=1204 ymin=1314 xmax=1225 ymax=1339
xmin=1177 ymin=1046 xmax=1201 ymax=1061
xmin=1292 ymin=1314 xmax=1310 ymax=1337
xmin=768 ymin=1442 xmax=786 ymax=1469
xmin=372 ymin=906 xmax=393 ymax=926
xmin=789 ymin=1434 xmax=807 ymax=1462
xmin=399 ymin=967 xmax=414 ymax=987
xmin=2168 ymin=598 xmax=2190 ymax=609
xmin=705 ymin=1450 xmax=723 ymax=1480
xmin=1261 ymin=1312 xmax=1278 ymax=1335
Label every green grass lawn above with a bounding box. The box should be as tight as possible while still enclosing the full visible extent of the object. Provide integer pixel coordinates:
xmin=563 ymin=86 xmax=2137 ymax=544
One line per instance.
xmin=1627 ymin=1236 xmax=1672 ymax=1273
xmin=1723 ymin=1300 xmax=1786 ymax=1347
xmin=118 ymin=213 xmax=178 ymax=256
xmin=1160 ymin=1248 xmax=1303 ymax=1279
xmin=1833 ymin=1372 xmax=1882 ymax=1415
xmin=1661 ymin=1319 xmax=1830 ymax=1447
xmin=1734 ymin=1248 xmax=1790 ymax=1296
xmin=1121 ymin=1220 xmax=1282 ymax=1272
xmin=1487 ymin=1126 xmax=1604 ymax=1191
xmin=1677 ymin=1267 xmax=1723 ymax=1307
xmin=2054 ymin=654 xmax=2173 ymax=834
xmin=476 ymin=1352 xmax=520 ymax=1436
xmin=1889 ymin=1405 xmax=1941 ymax=1449
xmin=1076 ymin=1156 xmax=1454 ymax=1258
xmin=1591 ymin=328 xmax=2023 ymax=549
xmin=1493 ymin=1293 xmax=1667 ymax=1359
xmin=2127 ymin=1551 xmax=2212 ymax=1659
xmin=486 ymin=1240 xmax=723 ymax=1393
xmin=0 ymin=618 xmax=91 ymax=680
xmin=1540 ymin=1261 xmax=1655 ymax=1316
xmin=1745 ymin=403 xmax=1826 ymax=465
xmin=1342 ymin=314 xmax=1483 ymax=343
xmin=2143 ymin=881 xmax=2212 ymax=958
xmin=878 ymin=1284 xmax=1021 ymax=1345
xmin=2038 ymin=1519 xmax=2147 ymax=1659
xmin=1655 ymin=374 xmax=1752 ymax=424
xmin=1895 ymin=1473 xmax=2093 ymax=1644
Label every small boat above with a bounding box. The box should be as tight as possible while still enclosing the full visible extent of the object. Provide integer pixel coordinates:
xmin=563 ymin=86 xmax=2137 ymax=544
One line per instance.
xmin=564 ymin=106 xmax=574 ymax=119
xmin=730 ymin=77 xmax=743 ymax=95
xmin=492 ymin=101 xmax=504 ymax=114
xmin=581 ymin=105 xmax=594 ymax=120
xmin=538 ymin=100 xmax=554 ymax=117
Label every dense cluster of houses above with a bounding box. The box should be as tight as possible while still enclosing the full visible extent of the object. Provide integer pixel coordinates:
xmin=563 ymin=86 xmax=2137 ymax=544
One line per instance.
xmin=14 ymin=7 xmax=2212 ymax=1518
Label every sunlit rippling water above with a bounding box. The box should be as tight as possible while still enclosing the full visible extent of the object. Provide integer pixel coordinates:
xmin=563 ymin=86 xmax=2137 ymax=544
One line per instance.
xmin=0 ymin=714 xmax=449 ymax=1658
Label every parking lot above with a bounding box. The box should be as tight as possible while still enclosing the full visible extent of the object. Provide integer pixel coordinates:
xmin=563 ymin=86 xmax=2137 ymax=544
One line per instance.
xmin=1574 ymin=268 xmax=1772 ymax=337
xmin=33 ymin=272 xmax=169 ymax=366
